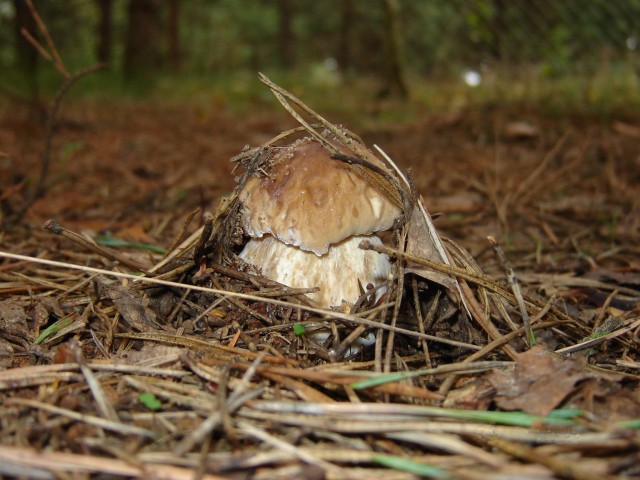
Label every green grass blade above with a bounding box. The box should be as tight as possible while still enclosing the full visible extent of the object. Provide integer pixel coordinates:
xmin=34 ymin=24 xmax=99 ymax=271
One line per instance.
xmin=617 ymin=418 xmax=640 ymax=429
xmin=96 ymin=235 xmax=166 ymax=254
xmin=371 ymin=454 xmax=449 ymax=478
xmin=35 ymin=316 xmax=75 ymax=344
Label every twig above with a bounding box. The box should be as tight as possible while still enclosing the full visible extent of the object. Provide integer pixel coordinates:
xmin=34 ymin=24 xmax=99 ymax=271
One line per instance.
xmin=227 ymin=362 xmax=443 ymax=400
xmin=238 ymin=421 xmax=342 ymax=476
xmin=457 ymin=278 xmax=519 ymax=360
xmin=555 ymin=317 xmax=640 ymax=355
xmin=412 ymin=276 xmax=431 ymax=368
xmin=359 ymin=240 xmax=575 ymax=325
xmin=384 ymin=244 xmax=405 ymax=372
xmin=507 ymin=129 xmax=572 ymax=208
xmin=0 ymin=362 xmax=188 ymax=391
xmin=173 ymin=353 xmax=268 ymax=455
xmin=43 ymin=219 xmax=149 ymax=272
xmin=210 ymin=277 xmax=274 ymax=326
xmin=16 ymin=63 xmax=106 ymax=221
xmin=33 ymin=64 xmax=107 ymax=199
xmin=162 ymin=207 xmax=200 ymax=260
xmin=69 ymin=340 xmax=120 ymax=423
xmin=20 ymin=27 xmax=53 ymax=62
xmin=24 ymin=0 xmax=69 ymax=77
xmin=488 ymin=236 xmax=534 ymax=347
xmin=193 ymin=211 xmax=214 ymax=262
xmin=0 ymin=445 xmax=226 ymax=480
xmin=5 ymin=398 xmax=154 ymax=438
xmin=486 ymin=437 xmax=606 ymax=480
xmin=592 ymin=288 xmax=619 ymax=333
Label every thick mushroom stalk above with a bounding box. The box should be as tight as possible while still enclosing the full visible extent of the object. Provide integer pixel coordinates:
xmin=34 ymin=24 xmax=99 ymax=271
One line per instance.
xmin=240 ymin=234 xmax=390 ymax=308
xmin=238 ymin=137 xmax=402 ymax=309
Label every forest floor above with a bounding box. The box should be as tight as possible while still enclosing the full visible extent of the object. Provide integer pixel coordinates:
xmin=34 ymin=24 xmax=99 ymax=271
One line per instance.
xmin=1 ymin=94 xmax=640 ymax=479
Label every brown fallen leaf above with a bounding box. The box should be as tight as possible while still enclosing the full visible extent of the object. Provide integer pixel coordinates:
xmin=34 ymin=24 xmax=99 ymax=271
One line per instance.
xmin=103 ymin=284 xmax=167 ymax=332
xmin=486 ymin=345 xmax=590 ymax=416
xmin=600 ymin=384 xmax=640 ymax=422
xmin=30 ymin=297 xmax=64 ymax=331
xmin=404 ymin=197 xmax=456 ymax=290
xmin=0 ymin=300 xmax=30 ymax=339
xmin=585 ymin=268 xmax=640 ymax=289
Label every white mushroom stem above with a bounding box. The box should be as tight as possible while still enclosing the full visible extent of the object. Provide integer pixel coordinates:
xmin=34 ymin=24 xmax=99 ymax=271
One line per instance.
xmin=239 ymin=234 xmax=391 ymax=309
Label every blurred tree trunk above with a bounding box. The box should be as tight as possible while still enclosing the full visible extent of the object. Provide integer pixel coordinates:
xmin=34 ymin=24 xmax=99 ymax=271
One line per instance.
xmin=490 ymin=0 xmax=507 ymax=61
xmin=380 ymin=0 xmax=409 ymax=98
xmin=338 ymin=0 xmax=354 ymax=73
xmin=13 ymin=0 xmax=38 ymax=87
xmin=167 ymin=0 xmax=181 ymax=71
xmin=95 ymin=0 xmax=113 ymax=64
xmin=277 ymin=0 xmax=295 ymax=68
xmin=123 ymin=0 xmax=165 ymax=79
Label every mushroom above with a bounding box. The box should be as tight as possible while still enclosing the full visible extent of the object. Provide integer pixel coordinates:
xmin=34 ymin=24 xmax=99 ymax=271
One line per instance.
xmin=238 ymin=137 xmax=402 ymax=309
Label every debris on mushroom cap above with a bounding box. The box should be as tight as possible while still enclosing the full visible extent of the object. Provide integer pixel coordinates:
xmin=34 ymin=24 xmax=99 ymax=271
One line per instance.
xmin=240 ymin=234 xmax=390 ymax=308
xmin=239 ymin=137 xmax=403 ymax=256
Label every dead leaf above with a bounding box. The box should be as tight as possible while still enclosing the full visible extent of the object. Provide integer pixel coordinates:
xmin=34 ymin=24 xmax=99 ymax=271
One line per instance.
xmin=585 ymin=268 xmax=640 ymax=289
xmin=486 ymin=345 xmax=590 ymax=416
xmin=405 ymin=199 xmax=456 ymax=289
xmin=0 ymin=300 xmax=30 ymax=339
xmin=443 ymin=377 xmax=494 ymax=410
xmin=120 ymin=344 xmax=182 ymax=363
xmin=114 ymin=223 xmax=155 ymax=243
xmin=103 ymin=284 xmax=167 ymax=332
xmin=0 ymin=338 xmax=15 ymax=355
xmin=29 ymin=297 xmax=63 ymax=331
xmin=602 ymin=385 xmax=640 ymax=422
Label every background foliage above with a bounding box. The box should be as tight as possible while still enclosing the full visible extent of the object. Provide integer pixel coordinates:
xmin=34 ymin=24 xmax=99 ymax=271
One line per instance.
xmin=1 ymin=0 xmax=639 ymax=114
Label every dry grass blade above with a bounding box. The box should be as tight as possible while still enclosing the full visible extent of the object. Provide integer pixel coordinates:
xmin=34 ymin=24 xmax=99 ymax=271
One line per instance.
xmin=488 ymin=236 xmax=533 ymax=347
xmin=359 ymin=241 xmax=575 ymax=324
xmin=507 ymin=129 xmax=572 ymax=208
xmin=0 ymin=362 xmax=188 ymax=390
xmin=487 ymin=437 xmax=608 ymax=480
xmin=4 ymin=398 xmax=155 ymax=438
xmin=174 ymin=353 xmax=267 ymax=455
xmin=44 ymin=219 xmax=150 ymax=272
xmin=70 ymin=340 xmax=120 ymax=423
xmin=385 ymin=431 xmax=507 ymax=468
xmin=556 ymin=317 xmax=640 ymax=354
xmin=225 ymin=362 xmax=443 ymax=400
xmin=115 ymin=332 xmax=296 ymax=364
xmin=161 ymin=207 xmax=200 ymax=260
xmin=0 ymin=445 xmax=227 ymax=480
xmin=124 ymin=376 xmax=216 ymax=411
xmin=243 ymin=408 xmax=635 ymax=446
xmin=236 ymin=420 xmax=342 ymax=476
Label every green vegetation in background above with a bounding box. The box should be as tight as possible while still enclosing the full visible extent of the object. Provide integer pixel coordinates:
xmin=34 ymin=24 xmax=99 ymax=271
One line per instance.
xmin=1 ymin=0 xmax=639 ymax=118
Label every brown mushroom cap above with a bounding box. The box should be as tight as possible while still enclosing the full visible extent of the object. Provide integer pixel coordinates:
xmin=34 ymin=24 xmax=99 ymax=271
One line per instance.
xmin=239 ymin=138 xmax=402 ymax=255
